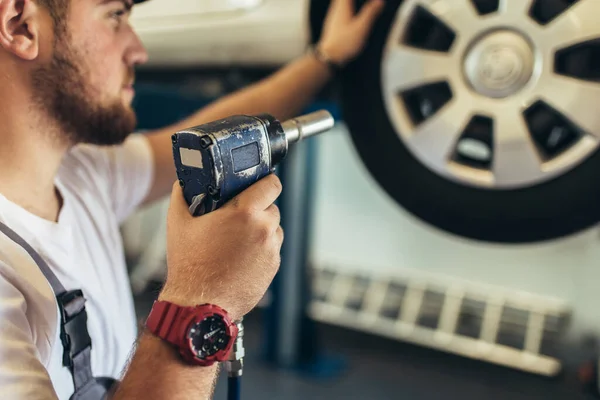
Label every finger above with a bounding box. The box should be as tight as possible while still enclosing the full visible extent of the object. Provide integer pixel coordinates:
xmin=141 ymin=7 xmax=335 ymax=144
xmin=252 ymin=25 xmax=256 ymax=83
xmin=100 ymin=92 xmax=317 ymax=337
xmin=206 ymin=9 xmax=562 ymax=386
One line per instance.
xmin=228 ymin=174 xmax=283 ymax=212
xmin=167 ymin=181 xmax=192 ymax=222
xmin=276 ymin=226 xmax=284 ymax=244
xmin=270 ymin=226 xmax=285 ymax=256
xmin=269 ymin=225 xmax=285 ymax=255
xmin=353 ymin=0 xmax=384 ymax=35
xmin=327 ymin=0 xmax=346 ymax=13
xmin=327 ymin=0 xmax=341 ymax=12
xmin=265 ymin=204 xmax=281 ymax=229
xmin=325 ymin=0 xmax=353 ymax=24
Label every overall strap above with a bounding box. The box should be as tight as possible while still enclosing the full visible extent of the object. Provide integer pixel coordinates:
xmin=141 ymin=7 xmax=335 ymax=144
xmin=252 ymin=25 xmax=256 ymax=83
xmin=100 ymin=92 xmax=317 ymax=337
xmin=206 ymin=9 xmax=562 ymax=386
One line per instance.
xmin=0 ymin=221 xmax=114 ymax=400
xmin=0 ymin=221 xmax=66 ymax=294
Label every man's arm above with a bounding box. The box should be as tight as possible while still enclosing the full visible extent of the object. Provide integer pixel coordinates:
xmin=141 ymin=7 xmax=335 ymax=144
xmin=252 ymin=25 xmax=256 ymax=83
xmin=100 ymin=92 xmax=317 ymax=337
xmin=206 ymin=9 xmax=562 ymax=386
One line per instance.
xmin=115 ymin=175 xmax=284 ymax=399
xmin=113 ymin=333 xmax=219 ymax=400
xmin=141 ymin=0 xmax=384 ymax=205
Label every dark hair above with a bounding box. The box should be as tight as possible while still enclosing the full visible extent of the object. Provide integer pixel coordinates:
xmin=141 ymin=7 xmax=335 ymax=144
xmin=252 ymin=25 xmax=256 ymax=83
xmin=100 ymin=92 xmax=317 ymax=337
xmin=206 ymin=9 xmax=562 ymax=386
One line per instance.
xmin=37 ymin=0 xmax=69 ymax=34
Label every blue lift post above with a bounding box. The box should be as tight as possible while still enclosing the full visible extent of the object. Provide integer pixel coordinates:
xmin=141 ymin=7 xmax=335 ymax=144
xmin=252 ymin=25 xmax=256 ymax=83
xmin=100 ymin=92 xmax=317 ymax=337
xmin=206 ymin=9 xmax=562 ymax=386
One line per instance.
xmin=263 ymin=103 xmax=345 ymax=377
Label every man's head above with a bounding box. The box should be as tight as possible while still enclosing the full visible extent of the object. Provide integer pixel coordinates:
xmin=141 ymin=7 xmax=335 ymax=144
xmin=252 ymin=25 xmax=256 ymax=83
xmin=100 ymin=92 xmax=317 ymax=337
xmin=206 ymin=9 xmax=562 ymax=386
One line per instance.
xmin=0 ymin=0 xmax=148 ymax=146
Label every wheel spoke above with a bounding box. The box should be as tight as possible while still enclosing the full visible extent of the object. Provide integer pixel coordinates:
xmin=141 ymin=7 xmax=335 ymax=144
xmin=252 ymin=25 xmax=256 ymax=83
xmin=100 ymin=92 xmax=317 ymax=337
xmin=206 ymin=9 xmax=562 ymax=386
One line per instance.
xmin=541 ymin=75 xmax=600 ymax=139
xmin=544 ymin=0 xmax=600 ymax=50
xmin=499 ymin=0 xmax=536 ymax=18
xmin=408 ymin=99 xmax=473 ymax=168
xmin=492 ymin=109 xmax=542 ymax=185
xmin=383 ymin=46 xmax=454 ymax=92
xmin=420 ymin=0 xmax=481 ymax=34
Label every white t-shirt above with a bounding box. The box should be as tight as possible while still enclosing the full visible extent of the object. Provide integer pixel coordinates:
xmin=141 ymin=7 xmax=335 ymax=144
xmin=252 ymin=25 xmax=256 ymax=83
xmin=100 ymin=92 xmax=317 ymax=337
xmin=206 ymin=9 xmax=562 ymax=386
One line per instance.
xmin=0 ymin=135 xmax=154 ymax=399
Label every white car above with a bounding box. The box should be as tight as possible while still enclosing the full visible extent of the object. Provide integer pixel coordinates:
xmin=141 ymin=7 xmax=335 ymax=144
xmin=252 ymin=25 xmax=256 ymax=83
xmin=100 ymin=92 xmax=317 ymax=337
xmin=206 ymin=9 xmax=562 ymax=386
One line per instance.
xmin=131 ymin=0 xmax=311 ymax=67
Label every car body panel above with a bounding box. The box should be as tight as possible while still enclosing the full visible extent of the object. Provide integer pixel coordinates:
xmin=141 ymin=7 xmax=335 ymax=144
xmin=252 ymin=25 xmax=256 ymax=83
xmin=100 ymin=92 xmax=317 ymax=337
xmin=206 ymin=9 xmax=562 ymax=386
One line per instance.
xmin=131 ymin=0 xmax=311 ymax=68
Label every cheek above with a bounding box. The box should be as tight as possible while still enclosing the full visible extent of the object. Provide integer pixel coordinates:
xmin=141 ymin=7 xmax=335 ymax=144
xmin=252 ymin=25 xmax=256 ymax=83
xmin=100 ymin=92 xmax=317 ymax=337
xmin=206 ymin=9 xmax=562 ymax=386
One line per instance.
xmin=76 ymin=39 xmax=124 ymax=98
xmin=91 ymin=56 xmax=121 ymax=91
xmin=78 ymin=54 xmax=124 ymax=105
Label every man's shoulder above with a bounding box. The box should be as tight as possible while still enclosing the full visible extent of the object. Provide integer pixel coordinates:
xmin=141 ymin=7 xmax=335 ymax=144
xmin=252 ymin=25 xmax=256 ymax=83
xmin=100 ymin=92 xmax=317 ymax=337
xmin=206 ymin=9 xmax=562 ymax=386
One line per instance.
xmin=0 ymin=228 xmax=61 ymax=372
xmin=0 ymin=229 xmax=56 ymax=328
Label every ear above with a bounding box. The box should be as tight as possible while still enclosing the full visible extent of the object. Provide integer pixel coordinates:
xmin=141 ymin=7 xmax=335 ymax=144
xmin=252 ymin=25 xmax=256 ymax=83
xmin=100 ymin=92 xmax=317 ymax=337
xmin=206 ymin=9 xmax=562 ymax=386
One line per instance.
xmin=0 ymin=0 xmax=45 ymax=61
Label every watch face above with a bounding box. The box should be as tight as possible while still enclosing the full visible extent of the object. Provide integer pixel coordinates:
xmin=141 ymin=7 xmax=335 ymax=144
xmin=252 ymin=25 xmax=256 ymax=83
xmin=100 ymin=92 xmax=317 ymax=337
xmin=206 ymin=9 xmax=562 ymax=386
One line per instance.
xmin=187 ymin=314 xmax=231 ymax=359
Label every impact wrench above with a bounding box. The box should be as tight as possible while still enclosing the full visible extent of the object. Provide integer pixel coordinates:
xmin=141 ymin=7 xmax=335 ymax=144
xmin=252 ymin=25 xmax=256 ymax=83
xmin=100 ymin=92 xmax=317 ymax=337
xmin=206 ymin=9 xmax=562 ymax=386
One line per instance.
xmin=171 ymin=110 xmax=335 ymax=400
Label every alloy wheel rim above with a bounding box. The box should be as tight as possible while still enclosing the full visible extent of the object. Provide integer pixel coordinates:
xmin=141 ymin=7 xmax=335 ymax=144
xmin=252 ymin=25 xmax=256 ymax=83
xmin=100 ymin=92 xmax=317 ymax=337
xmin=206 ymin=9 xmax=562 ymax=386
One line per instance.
xmin=381 ymin=0 xmax=600 ymax=189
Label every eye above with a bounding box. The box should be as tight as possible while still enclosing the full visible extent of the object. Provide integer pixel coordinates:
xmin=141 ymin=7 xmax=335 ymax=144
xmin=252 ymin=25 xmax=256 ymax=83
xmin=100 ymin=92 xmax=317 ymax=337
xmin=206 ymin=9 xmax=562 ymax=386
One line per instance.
xmin=109 ymin=8 xmax=127 ymax=22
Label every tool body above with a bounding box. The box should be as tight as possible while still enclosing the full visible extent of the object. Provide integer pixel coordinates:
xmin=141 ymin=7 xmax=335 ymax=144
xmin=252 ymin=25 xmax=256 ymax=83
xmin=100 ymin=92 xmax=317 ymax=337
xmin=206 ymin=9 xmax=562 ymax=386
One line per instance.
xmin=172 ymin=110 xmax=334 ymax=216
xmin=171 ymin=110 xmax=334 ymax=400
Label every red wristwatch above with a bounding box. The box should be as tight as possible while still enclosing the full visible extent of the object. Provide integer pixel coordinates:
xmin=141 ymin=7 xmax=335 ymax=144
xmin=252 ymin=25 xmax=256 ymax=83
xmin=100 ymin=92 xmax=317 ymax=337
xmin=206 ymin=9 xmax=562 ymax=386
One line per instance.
xmin=145 ymin=301 xmax=238 ymax=366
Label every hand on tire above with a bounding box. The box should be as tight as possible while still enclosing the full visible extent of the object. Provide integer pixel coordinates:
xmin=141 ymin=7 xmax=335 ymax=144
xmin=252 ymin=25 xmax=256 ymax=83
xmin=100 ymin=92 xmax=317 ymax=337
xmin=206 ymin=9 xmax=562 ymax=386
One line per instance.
xmin=318 ymin=0 xmax=385 ymax=65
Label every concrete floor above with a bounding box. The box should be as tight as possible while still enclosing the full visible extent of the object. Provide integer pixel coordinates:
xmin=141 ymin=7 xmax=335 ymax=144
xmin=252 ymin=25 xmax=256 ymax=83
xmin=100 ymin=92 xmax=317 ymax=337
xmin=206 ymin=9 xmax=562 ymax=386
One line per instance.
xmin=134 ymin=287 xmax=597 ymax=400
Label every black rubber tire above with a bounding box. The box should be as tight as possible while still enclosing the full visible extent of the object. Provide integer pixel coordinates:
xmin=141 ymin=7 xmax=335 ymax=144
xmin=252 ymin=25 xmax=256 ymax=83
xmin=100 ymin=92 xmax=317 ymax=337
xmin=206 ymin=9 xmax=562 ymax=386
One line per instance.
xmin=320 ymin=0 xmax=600 ymax=244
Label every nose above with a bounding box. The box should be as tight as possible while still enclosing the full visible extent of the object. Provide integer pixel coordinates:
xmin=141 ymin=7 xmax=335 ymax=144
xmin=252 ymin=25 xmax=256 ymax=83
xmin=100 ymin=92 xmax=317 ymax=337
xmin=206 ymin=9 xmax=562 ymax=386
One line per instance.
xmin=124 ymin=28 xmax=149 ymax=67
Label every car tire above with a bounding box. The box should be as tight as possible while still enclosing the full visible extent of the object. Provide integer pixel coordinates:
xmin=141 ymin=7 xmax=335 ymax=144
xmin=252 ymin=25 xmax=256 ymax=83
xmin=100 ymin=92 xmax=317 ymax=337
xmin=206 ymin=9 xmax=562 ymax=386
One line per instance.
xmin=330 ymin=0 xmax=600 ymax=243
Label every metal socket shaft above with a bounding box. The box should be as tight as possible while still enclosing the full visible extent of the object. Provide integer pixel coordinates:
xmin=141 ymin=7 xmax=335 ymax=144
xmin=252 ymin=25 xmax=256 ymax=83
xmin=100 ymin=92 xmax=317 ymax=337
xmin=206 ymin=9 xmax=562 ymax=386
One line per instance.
xmin=225 ymin=320 xmax=245 ymax=378
xmin=282 ymin=110 xmax=335 ymax=144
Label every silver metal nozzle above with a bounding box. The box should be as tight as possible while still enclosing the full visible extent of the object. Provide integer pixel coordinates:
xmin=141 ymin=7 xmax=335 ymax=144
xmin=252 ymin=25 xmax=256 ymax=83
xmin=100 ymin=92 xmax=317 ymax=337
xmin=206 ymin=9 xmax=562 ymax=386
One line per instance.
xmin=225 ymin=319 xmax=245 ymax=378
xmin=282 ymin=110 xmax=335 ymax=144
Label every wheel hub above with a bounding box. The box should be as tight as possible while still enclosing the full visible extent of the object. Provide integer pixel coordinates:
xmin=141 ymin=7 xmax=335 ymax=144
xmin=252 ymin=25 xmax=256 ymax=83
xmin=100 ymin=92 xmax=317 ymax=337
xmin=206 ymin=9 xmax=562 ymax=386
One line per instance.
xmin=464 ymin=30 xmax=534 ymax=99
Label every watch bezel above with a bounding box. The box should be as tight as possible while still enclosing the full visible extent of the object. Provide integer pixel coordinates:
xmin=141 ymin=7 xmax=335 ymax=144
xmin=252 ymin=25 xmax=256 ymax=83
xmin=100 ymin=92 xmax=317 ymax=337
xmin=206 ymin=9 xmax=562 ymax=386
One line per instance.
xmin=180 ymin=305 xmax=237 ymax=366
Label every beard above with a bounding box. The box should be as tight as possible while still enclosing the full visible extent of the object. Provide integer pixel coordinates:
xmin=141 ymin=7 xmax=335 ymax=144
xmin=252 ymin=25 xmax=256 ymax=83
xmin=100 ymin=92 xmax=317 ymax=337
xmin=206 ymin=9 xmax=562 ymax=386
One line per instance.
xmin=31 ymin=34 xmax=136 ymax=146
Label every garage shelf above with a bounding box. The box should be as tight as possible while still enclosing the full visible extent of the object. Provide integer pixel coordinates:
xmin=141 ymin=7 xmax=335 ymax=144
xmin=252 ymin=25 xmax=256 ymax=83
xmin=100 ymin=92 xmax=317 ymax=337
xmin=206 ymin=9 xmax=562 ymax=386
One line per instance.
xmin=309 ymin=265 xmax=571 ymax=377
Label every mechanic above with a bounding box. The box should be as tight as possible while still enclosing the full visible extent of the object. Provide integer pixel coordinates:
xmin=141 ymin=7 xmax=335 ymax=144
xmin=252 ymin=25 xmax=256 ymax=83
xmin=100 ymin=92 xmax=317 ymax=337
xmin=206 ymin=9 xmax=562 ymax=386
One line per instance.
xmin=0 ymin=0 xmax=383 ymax=398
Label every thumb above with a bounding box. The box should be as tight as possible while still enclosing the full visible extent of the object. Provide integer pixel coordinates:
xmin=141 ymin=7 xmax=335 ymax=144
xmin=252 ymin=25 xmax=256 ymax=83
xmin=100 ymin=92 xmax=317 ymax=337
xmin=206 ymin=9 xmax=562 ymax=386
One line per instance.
xmin=168 ymin=181 xmax=193 ymax=222
xmin=353 ymin=0 xmax=384 ymax=37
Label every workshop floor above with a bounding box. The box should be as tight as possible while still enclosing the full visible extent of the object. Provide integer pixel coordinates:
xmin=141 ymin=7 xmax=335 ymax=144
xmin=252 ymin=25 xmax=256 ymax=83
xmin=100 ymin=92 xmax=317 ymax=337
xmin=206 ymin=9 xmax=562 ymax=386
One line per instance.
xmin=134 ymin=288 xmax=596 ymax=400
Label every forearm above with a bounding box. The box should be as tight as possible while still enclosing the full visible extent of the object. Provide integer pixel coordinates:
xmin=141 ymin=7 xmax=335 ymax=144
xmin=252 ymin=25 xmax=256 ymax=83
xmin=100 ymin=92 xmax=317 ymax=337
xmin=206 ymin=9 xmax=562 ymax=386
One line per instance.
xmin=112 ymin=332 xmax=219 ymax=400
xmin=188 ymin=53 xmax=332 ymax=123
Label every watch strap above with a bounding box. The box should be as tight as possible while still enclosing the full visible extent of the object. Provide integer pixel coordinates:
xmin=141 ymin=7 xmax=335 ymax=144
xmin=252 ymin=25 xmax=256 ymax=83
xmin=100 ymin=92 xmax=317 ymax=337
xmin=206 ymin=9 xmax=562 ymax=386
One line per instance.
xmin=145 ymin=301 xmax=239 ymax=366
xmin=145 ymin=300 xmax=190 ymax=347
